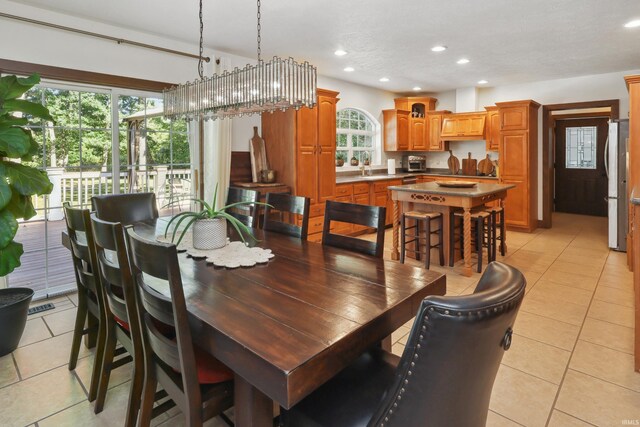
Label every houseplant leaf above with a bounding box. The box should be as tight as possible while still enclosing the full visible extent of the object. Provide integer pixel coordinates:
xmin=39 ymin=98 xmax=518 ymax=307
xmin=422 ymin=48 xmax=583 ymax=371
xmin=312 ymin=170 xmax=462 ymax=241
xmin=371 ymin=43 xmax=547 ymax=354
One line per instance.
xmin=0 ymin=117 xmax=29 ymax=128
xmin=0 ymin=241 xmax=23 ymax=276
xmin=0 ymin=209 xmax=18 ymax=248
xmin=0 ymin=128 xmax=31 ymax=158
xmin=5 ymin=191 xmax=36 ymax=221
xmin=0 ymin=180 xmax=11 ymax=210
xmin=0 ymin=74 xmax=40 ymax=101
xmin=1 ymin=99 xmax=54 ymax=122
xmin=1 ymin=161 xmax=53 ymax=195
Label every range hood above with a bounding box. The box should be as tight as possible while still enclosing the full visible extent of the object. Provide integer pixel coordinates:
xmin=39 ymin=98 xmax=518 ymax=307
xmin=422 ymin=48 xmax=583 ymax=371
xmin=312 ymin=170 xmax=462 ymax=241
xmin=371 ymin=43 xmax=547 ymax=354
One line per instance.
xmin=440 ymin=112 xmax=486 ymax=141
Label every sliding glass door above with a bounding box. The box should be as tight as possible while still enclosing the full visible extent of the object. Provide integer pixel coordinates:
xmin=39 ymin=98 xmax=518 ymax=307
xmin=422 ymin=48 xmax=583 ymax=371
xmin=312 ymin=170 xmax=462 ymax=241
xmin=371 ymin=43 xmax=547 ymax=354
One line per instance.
xmin=6 ymin=81 xmax=191 ymax=299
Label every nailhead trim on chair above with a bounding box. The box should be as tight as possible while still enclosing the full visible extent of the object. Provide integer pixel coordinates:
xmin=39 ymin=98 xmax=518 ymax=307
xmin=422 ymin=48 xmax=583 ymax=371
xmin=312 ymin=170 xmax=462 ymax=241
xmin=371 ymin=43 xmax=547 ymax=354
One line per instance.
xmin=377 ymin=288 xmax=525 ymax=427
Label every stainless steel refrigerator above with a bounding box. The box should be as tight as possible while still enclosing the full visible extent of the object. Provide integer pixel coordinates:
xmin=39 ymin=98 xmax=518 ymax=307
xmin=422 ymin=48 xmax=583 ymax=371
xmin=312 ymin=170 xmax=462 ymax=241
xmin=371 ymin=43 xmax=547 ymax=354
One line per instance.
xmin=606 ymin=119 xmax=629 ymax=251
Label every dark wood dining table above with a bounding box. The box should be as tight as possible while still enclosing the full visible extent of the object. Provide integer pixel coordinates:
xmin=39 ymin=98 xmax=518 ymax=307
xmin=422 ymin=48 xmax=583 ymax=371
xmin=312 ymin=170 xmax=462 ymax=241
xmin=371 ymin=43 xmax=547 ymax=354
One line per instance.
xmin=64 ymin=218 xmax=446 ymax=426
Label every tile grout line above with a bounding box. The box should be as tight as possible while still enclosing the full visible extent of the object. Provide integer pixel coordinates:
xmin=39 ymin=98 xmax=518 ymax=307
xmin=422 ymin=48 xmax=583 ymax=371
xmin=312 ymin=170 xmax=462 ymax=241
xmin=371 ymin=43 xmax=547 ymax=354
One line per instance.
xmin=489 ymin=409 xmax=526 ymax=426
xmin=543 ymin=232 xmax=608 ymax=427
xmin=512 ymin=331 xmax=574 ymax=353
xmin=552 ymin=408 xmax=599 ymax=427
xmin=11 ymin=353 xmax=22 ymax=382
xmin=565 ymin=366 xmax=640 ymax=395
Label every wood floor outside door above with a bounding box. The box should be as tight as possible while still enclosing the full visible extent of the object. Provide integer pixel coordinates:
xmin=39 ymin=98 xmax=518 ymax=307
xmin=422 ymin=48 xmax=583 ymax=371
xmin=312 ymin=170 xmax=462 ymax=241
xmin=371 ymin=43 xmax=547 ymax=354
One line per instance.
xmin=554 ymin=118 xmax=608 ymax=217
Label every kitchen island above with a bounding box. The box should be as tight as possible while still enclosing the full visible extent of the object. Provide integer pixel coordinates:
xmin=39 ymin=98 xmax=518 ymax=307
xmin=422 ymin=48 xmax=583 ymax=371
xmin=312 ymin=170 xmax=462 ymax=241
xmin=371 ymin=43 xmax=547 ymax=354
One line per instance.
xmin=388 ymin=182 xmax=515 ymax=276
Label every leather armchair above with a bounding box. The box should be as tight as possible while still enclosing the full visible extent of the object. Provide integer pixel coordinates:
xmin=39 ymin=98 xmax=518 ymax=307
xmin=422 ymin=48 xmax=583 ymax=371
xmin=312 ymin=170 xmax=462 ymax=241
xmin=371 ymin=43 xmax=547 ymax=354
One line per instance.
xmin=282 ymin=261 xmax=526 ymax=427
xmin=92 ymin=193 xmax=159 ymax=225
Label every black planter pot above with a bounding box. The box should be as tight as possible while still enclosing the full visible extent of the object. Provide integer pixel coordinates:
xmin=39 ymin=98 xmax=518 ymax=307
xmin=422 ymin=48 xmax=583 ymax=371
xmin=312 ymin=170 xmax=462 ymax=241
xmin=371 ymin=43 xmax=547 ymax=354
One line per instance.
xmin=0 ymin=288 xmax=34 ymax=356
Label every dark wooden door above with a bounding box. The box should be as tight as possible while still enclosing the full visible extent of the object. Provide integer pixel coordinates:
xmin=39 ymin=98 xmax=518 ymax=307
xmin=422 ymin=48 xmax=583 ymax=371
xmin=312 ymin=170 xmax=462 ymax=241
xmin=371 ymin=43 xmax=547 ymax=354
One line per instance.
xmin=554 ymin=118 xmax=608 ymax=216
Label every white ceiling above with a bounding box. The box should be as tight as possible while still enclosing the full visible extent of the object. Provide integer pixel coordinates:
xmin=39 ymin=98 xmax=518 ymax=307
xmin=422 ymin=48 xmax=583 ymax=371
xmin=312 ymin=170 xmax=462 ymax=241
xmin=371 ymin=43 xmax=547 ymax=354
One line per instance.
xmin=9 ymin=0 xmax=640 ymax=93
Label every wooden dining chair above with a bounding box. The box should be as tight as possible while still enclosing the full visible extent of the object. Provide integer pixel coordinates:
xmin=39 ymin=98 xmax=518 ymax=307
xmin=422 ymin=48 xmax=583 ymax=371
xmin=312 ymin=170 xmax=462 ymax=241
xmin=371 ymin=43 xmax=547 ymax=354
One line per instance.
xmin=225 ymin=187 xmax=259 ymax=228
xmin=90 ymin=214 xmax=150 ymax=425
xmin=263 ymin=193 xmax=310 ymax=239
xmin=281 ymin=262 xmax=526 ymax=427
xmin=63 ymin=203 xmax=107 ymax=404
xmin=92 ymin=192 xmax=159 ymax=225
xmin=126 ymin=228 xmax=234 ymax=427
xmin=322 ymin=200 xmax=386 ymax=258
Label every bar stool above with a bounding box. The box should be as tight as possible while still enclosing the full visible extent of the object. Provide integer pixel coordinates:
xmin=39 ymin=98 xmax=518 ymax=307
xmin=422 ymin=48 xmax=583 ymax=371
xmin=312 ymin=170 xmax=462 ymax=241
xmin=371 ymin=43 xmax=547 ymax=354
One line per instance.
xmin=449 ymin=209 xmax=493 ymax=273
xmin=485 ymin=205 xmax=505 ymax=259
xmin=400 ymin=211 xmax=444 ymax=269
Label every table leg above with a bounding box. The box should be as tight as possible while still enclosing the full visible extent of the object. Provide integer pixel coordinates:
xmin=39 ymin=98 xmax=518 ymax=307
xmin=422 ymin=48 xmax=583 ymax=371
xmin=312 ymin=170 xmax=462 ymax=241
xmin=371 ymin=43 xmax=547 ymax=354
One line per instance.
xmin=500 ymin=198 xmax=508 ymax=254
xmin=380 ymin=335 xmax=392 ymax=352
xmin=392 ymin=199 xmax=400 ymax=261
xmin=235 ymin=374 xmax=273 ymax=427
xmin=463 ymin=207 xmax=472 ymax=277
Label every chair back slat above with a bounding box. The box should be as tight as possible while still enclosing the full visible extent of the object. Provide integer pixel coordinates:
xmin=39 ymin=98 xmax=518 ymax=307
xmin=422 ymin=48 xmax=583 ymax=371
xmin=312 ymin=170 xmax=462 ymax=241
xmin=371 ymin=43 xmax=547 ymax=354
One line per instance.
xmin=64 ymin=204 xmax=102 ymax=297
xmin=263 ymin=193 xmax=310 ymax=239
xmin=90 ymin=214 xmax=138 ymax=329
xmin=144 ymin=314 xmax=181 ymax=371
xmin=126 ymin=228 xmax=200 ymax=389
xmin=92 ymin=192 xmax=159 ymax=225
xmin=369 ymin=262 xmax=526 ymax=427
xmin=226 ymin=187 xmax=259 ymax=228
xmin=322 ymin=200 xmax=386 ymax=258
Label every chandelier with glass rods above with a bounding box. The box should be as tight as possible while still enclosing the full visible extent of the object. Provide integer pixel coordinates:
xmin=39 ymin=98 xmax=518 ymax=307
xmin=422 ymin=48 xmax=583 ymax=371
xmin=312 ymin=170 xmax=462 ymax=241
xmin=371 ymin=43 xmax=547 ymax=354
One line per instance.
xmin=163 ymin=0 xmax=317 ymax=121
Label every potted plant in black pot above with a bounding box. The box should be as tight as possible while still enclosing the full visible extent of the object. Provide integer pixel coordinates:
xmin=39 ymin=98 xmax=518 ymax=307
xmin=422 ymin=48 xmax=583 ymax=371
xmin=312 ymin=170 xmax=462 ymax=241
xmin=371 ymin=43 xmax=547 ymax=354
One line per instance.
xmin=0 ymin=73 xmax=54 ymax=356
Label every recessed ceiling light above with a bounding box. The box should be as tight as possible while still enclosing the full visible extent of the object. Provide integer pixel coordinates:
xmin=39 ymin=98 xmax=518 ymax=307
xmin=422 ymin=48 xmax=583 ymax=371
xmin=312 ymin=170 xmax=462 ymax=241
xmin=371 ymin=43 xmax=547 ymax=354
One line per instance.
xmin=624 ymin=19 xmax=640 ymax=28
xmin=379 ymin=77 xmax=390 ymax=82
xmin=457 ymin=58 xmax=470 ymax=64
xmin=334 ymin=49 xmax=347 ymax=56
xmin=431 ymin=45 xmax=447 ymax=52
xmin=413 ymin=86 xmax=422 ymax=91
xmin=477 ymin=80 xmax=488 ymax=85
xmin=343 ymin=67 xmax=355 ymax=72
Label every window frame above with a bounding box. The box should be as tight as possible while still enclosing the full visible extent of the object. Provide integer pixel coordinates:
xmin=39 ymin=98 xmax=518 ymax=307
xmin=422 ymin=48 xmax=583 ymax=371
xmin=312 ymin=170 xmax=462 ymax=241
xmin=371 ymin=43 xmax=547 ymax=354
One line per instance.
xmin=336 ymin=107 xmax=381 ymax=170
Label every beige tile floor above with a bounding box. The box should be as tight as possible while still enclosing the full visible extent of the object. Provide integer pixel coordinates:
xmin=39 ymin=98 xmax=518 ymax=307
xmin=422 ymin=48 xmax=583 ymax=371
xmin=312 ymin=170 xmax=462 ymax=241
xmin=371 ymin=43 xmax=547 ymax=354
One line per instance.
xmin=0 ymin=213 xmax=637 ymax=426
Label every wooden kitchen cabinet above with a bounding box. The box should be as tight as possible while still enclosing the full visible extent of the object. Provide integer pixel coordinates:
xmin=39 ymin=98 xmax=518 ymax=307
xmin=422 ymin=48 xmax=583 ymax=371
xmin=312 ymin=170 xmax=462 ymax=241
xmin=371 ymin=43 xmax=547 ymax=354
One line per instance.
xmin=426 ymin=110 xmax=451 ymax=151
xmin=440 ymin=112 xmax=486 ymax=140
xmin=383 ymin=109 xmax=410 ymax=151
xmin=485 ymin=106 xmax=500 ymax=151
xmin=262 ymin=88 xmax=339 ymax=241
xmin=394 ymin=97 xmax=437 ymax=112
xmin=496 ymin=100 xmax=540 ymax=232
xmin=410 ymin=117 xmax=427 ymax=150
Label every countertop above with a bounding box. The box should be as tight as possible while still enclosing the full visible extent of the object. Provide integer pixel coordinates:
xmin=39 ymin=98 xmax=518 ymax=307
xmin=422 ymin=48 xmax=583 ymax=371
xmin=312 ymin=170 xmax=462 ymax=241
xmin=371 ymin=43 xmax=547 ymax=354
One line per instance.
xmin=336 ymin=171 xmax=498 ymax=184
xmin=387 ymin=182 xmax=515 ymax=197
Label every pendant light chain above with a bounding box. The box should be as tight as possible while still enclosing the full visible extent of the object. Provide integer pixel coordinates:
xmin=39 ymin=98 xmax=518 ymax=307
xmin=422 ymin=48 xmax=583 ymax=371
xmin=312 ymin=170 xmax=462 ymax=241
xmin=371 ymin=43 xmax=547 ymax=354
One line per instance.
xmin=198 ymin=0 xmax=204 ymax=78
xmin=256 ymin=0 xmax=261 ymax=62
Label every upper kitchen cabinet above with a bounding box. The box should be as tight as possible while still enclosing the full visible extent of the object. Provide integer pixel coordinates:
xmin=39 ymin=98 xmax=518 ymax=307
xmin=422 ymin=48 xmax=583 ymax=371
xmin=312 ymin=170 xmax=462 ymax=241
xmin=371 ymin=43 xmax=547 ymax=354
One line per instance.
xmin=440 ymin=112 xmax=486 ymax=140
xmin=262 ymin=88 xmax=339 ymax=210
xmin=394 ymin=97 xmax=437 ymax=114
xmin=426 ymin=110 xmax=451 ymax=151
xmin=384 ymin=96 xmax=437 ymax=151
xmin=495 ymin=99 xmax=540 ymax=233
xmin=485 ymin=106 xmax=500 ymax=151
xmin=383 ymin=109 xmax=410 ymax=151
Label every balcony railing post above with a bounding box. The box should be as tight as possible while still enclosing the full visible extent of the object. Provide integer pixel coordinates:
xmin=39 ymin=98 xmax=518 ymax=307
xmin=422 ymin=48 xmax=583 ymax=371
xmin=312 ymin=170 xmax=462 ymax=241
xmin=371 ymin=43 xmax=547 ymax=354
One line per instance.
xmin=46 ymin=167 xmax=65 ymax=221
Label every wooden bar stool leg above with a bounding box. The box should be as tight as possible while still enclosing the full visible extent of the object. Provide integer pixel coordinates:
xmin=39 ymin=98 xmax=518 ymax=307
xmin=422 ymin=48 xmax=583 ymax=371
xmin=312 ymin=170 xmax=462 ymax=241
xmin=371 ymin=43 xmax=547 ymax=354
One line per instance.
xmin=424 ymin=217 xmax=431 ymax=270
xmin=491 ymin=212 xmax=497 ymax=261
xmin=499 ymin=210 xmax=506 ymax=256
xmin=68 ymin=291 xmax=88 ymax=371
xmin=487 ymin=215 xmax=493 ymax=264
xmin=449 ymin=212 xmax=456 ymax=267
xmin=400 ymin=214 xmax=406 ymax=264
xmin=438 ymin=216 xmax=444 ymax=266
xmin=414 ymin=218 xmax=421 ymax=262
xmin=476 ymin=217 xmax=483 ymax=273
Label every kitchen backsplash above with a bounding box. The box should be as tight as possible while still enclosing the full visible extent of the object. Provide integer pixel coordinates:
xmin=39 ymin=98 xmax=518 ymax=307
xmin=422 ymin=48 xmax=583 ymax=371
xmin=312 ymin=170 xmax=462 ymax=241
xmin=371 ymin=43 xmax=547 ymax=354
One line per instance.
xmin=382 ymin=140 xmax=498 ymax=170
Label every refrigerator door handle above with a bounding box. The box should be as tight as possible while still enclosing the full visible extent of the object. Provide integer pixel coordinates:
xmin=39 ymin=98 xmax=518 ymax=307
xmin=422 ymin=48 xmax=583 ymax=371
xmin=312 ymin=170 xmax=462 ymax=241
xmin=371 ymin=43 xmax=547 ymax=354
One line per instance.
xmin=604 ymin=134 xmax=609 ymax=178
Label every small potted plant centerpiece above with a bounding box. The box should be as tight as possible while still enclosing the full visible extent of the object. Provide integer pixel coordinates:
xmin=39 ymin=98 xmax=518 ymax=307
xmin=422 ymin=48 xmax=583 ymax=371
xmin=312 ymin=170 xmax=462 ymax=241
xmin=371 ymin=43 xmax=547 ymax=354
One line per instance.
xmin=0 ymin=74 xmax=55 ymax=356
xmin=165 ymin=185 xmax=269 ymax=250
xmin=363 ymin=153 xmax=370 ymax=166
xmin=336 ymin=152 xmax=346 ymax=167
xmin=350 ymin=156 xmax=359 ymax=167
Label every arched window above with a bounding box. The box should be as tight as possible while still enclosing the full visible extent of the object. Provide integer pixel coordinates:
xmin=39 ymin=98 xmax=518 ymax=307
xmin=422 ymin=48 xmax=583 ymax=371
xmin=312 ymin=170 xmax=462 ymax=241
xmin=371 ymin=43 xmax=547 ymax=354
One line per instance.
xmin=336 ymin=108 xmax=380 ymax=167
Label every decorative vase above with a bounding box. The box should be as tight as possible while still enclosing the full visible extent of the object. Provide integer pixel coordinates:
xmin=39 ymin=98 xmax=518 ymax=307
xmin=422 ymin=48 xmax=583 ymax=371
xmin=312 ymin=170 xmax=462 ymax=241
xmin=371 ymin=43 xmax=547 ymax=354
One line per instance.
xmin=193 ymin=218 xmax=227 ymax=250
xmin=336 ymin=159 xmax=344 ymax=167
xmin=350 ymin=157 xmax=359 ymax=166
xmin=0 ymin=288 xmax=34 ymax=356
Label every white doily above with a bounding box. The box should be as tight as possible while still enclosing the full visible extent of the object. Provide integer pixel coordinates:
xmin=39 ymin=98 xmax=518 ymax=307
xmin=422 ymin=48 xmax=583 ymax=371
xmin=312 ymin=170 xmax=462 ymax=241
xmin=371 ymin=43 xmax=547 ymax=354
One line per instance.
xmin=156 ymin=232 xmax=274 ymax=269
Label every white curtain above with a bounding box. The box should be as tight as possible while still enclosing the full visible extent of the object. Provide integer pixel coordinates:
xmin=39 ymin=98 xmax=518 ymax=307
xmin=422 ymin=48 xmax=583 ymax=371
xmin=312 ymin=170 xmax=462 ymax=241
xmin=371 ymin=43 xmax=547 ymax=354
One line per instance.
xmin=203 ymin=118 xmax=233 ymax=209
xmin=185 ymin=57 xmax=234 ymax=209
